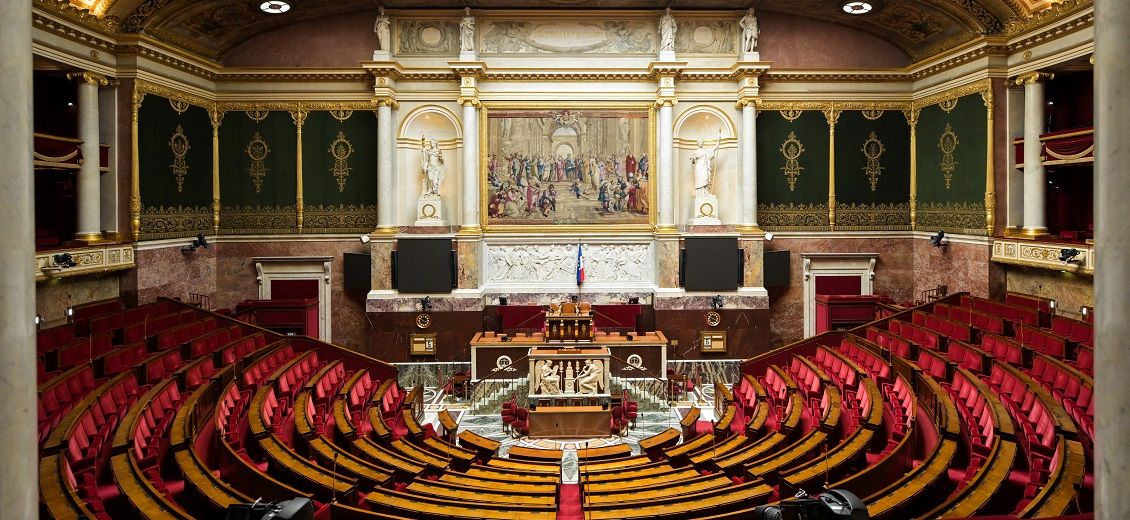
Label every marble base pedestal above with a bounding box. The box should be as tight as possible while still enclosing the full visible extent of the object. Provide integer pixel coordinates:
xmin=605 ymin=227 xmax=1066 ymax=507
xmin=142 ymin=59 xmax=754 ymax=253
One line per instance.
xmin=415 ymin=196 xmax=448 ymax=227
xmin=658 ymin=50 xmax=676 ymax=61
xmin=741 ymin=52 xmax=761 ymax=61
xmin=372 ymin=50 xmax=391 ymax=60
xmin=691 ymin=194 xmax=721 ymax=225
xmin=460 ymin=51 xmax=477 ymax=61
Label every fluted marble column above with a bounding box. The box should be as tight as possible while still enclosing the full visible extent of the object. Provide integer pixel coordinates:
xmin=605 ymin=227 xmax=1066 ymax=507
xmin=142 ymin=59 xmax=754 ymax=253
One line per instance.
xmin=657 ymin=102 xmax=675 ymax=229
xmin=0 ymin=0 xmax=37 ymax=516
xmin=1018 ymin=72 xmax=1053 ymax=237
xmin=376 ymin=102 xmax=396 ymax=232
xmin=741 ymin=103 xmax=758 ymax=228
xmin=461 ymin=100 xmax=480 ymax=231
xmin=1095 ymin=2 xmax=1130 ymax=518
xmin=70 ymin=71 xmax=108 ymax=241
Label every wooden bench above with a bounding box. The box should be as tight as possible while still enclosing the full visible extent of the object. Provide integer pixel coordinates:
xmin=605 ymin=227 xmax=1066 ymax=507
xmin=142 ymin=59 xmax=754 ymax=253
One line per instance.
xmin=364 ymin=485 xmax=557 ymax=519
xmin=457 ymin=429 xmax=501 ymax=460
xmin=577 ymin=442 xmax=633 ymax=461
xmin=637 ymin=426 xmax=680 ymax=454
xmin=406 ymin=478 xmax=557 ymax=506
xmin=505 ymin=444 xmax=564 ymax=463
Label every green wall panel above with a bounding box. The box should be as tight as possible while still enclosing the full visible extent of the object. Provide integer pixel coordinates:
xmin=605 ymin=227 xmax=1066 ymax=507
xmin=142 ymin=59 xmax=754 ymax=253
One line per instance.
xmin=219 ymin=110 xmax=298 ymax=233
xmin=916 ymin=93 xmax=989 ymax=233
xmin=834 ymin=110 xmax=911 ymax=230
xmin=757 ymin=110 xmax=830 ymax=229
xmin=137 ymin=95 xmax=212 ymax=239
xmin=301 ymin=111 xmax=378 ymax=233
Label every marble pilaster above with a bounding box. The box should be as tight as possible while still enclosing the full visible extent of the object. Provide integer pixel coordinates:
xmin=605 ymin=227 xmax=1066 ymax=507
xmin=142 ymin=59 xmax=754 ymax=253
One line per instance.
xmin=654 ymin=235 xmax=680 ymax=289
xmin=376 ymin=102 xmax=396 ymax=231
xmin=455 ymin=236 xmax=481 ymax=290
xmin=741 ymin=103 xmax=758 ymax=228
xmin=1018 ymin=72 xmax=1052 ymax=237
xmin=0 ymin=0 xmax=37 ymax=515
xmin=369 ymin=237 xmax=395 ymax=291
xmin=70 ymin=71 xmax=108 ymax=241
xmin=657 ymin=103 xmax=674 ymax=229
xmin=461 ymin=101 xmax=480 ymax=230
xmin=740 ymin=238 xmax=764 ymax=288
xmin=1094 ymin=2 xmax=1130 ymax=517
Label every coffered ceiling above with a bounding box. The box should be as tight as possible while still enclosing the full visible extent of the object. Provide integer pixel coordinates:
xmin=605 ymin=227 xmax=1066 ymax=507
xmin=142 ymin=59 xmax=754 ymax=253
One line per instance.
xmin=51 ymin=0 xmax=1087 ymax=63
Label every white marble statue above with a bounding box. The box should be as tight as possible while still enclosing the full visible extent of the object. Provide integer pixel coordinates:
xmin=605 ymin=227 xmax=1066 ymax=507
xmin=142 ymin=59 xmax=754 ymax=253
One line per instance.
xmin=577 ymin=359 xmax=605 ymax=394
xmin=373 ymin=7 xmax=391 ymax=51
xmin=421 ymin=137 xmax=444 ymax=197
xmin=740 ymin=8 xmax=760 ymax=54
xmin=659 ymin=8 xmax=676 ymax=52
xmin=536 ymin=359 xmax=561 ymax=394
xmin=691 ymin=136 xmax=721 ymax=196
xmin=460 ymin=7 xmax=475 ymax=52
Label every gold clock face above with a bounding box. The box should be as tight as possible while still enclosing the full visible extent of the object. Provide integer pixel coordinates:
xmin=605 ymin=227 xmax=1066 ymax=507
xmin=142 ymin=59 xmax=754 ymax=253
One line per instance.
xmin=415 ymin=313 xmax=431 ymax=329
xmin=706 ymin=311 xmax=721 ymax=327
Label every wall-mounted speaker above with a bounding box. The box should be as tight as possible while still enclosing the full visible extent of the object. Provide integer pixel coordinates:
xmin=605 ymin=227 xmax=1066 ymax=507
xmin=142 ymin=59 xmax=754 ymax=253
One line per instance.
xmin=764 ymin=250 xmax=791 ymax=288
xmin=684 ymin=237 xmax=740 ymax=291
xmin=343 ymin=252 xmax=371 ymax=292
xmin=395 ymin=238 xmax=454 ymax=293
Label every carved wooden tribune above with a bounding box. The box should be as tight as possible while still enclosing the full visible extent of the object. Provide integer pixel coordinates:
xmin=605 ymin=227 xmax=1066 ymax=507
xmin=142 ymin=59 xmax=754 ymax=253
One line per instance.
xmin=529 ymin=347 xmax=611 ymax=400
xmin=468 ymin=331 xmax=667 ymax=381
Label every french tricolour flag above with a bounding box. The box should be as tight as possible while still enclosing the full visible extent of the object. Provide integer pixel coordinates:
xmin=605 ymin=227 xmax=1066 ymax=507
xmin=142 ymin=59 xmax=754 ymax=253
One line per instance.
xmin=576 ymin=243 xmax=585 ymax=286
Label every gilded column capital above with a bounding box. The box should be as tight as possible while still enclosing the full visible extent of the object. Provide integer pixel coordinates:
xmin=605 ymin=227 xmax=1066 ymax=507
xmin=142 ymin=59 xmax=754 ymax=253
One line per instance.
xmin=208 ymin=107 xmax=225 ymax=130
xmin=654 ymin=97 xmax=678 ymax=108
xmin=67 ymin=71 xmax=109 ymax=87
xmin=290 ymin=109 xmax=308 ymax=128
xmin=902 ymin=108 xmax=920 ymax=129
xmin=823 ymin=108 xmax=841 ymax=129
xmin=1013 ymin=71 xmax=1054 ymax=86
xmin=458 ymin=96 xmax=481 ymax=107
xmin=736 ymin=98 xmax=758 ymax=110
xmin=372 ymin=97 xmax=400 ymax=109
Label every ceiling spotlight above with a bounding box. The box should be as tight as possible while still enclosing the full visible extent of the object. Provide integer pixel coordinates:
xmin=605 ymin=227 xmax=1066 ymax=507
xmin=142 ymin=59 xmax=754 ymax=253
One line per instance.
xmin=260 ymin=1 xmax=290 ymax=14
xmin=53 ymin=252 xmax=77 ymax=268
xmin=930 ymin=231 xmax=947 ymax=248
xmin=842 ymin=1 xmax=873 ymax=15
xmin=1059 ymin=248 xmax=1081 ymax=263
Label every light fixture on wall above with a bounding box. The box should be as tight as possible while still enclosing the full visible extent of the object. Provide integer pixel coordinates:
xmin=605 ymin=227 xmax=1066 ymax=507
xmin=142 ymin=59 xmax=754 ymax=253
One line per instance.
xmin=1048 ymin=299 xmax=1058 ymax=315
xmin=360 ymin=234 xmax=371 ymax=244
xmin=1059 ymin=248 xmax=1081 ymax=264
xmin=181 ymin=233 xmax=210 ymax=254
xmin=764 ymin=232 xmax=774 ymax=242
xmin=259 ymin=1 xmax=290 ymax=14
xmin=710 ymin=295 xmax=724 ymax=310
xmin=421 ymin=296 xmax=433 ymax=311
xmin=64 ymin=306 xmax=74 ymax=324
xmin=53 ymin=253 xmax=77 ymax=268
xmin=1080 ymin=306 xmax=1090 ymax=319
xmin=930 ymin=231 xmax=947 ymax=248
xmin=35 ymin=313 xmax=43 ymax=330
xmin=842 ymin=2 xmax=874 ymax=15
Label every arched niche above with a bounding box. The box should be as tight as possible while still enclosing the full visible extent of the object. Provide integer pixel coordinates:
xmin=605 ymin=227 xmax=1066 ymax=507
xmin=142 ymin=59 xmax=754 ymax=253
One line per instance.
xmin=396 ymin=105 xmax=462 ymax=225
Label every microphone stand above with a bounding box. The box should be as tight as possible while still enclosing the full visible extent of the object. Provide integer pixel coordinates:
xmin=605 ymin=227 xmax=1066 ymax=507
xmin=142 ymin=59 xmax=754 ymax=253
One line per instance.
xmin=331 ymin=451 xmax=339 ymax=512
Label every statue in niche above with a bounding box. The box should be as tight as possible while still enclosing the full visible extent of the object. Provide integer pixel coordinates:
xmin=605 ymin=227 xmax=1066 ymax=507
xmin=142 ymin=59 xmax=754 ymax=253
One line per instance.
xmin=659 ymin=8 xmax=676 ymax=52
xmin=460 ymin=7 xmax=475 ymax=52
xmin=420 ymin=137 xmax=445 ymax=197
xmin=373 ymin=7 xmax=391 ymax=51
xmin=576 ymin=359 xmax=605 ymax=394
xmin=535 ymin=359 xmax=561 ymax=394
xmin=740 ymin=8 xmax=759 ymax=53
xmin=690 ymin=135 xmax=721 ymax=197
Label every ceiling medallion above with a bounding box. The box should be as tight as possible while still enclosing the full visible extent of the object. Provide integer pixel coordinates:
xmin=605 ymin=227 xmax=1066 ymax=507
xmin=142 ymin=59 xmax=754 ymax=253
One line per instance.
xmin=260 ymin=1 xmax=290 ymax=14
xmin=842 ymin=2 xmax=873 ymax=15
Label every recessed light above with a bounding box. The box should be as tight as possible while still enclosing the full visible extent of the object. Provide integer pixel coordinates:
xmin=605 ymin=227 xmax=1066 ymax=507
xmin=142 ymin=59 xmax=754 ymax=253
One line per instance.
xmin=843 ymin=2 xmax=873 ymax=15
xmin=260 ymin=1 xmax=290 ymax=14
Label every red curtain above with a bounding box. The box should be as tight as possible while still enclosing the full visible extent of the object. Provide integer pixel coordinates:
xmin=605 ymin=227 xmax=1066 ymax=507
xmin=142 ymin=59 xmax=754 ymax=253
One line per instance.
xmin=815 ymin=275 xmax=861 ymax=296
xmin=271 ymin=279 xmax=318 ymax=300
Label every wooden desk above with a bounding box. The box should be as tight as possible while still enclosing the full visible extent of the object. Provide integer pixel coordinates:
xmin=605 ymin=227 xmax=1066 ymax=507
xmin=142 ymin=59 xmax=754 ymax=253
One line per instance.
xmin=637 ymin=427 xmax=681 ymax=453
xmin=458 ymin=430 xmax=501 ymax=460
xmin=527 ymin=405 xmax=610 ymax=438
xmin=506 ymin=445 xmax=564 ymax=462
xmin=469 ymin=331 xmax=667 ymax=381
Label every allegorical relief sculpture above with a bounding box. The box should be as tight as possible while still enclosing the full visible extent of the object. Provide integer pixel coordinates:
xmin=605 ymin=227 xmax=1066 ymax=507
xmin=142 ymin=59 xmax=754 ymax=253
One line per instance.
xmin=415 ymin=137 xmax=448 ymax=226
xmin=739 ymin=8 xmax=760 ymax=59
xmin=484 ymin=244 xmax=653 ymax=286
xmin=576 ymin=359 xmax=605 ymax=394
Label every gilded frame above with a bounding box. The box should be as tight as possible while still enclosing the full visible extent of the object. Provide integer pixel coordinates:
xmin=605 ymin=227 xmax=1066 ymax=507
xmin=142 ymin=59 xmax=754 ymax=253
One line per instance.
xmin=479 ymin=101 xmax=657 ymax=233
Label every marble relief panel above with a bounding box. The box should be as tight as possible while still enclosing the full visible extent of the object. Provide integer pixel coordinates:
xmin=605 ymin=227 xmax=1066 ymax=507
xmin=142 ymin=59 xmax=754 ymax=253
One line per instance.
xmin=479 ymin=20 xmax=656 ymax=54
xmin=484 ymin=243 xmax=654 ymax=289
xmin=674 ymin=20 xmax=738 ymax=54
xmin=395 ymin=20 xmax=460 ymax=55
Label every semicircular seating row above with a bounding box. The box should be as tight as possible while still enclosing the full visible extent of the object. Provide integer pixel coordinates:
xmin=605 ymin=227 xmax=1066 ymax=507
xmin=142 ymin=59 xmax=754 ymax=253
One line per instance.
xmin=36 ymin=293 xmax=1093 ymax=520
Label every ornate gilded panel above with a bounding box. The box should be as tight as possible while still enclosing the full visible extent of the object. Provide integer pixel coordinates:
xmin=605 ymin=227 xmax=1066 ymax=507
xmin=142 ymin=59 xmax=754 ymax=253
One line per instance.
xmin=479 ymin=19 xmax=656 ymax=54
xmin=916 ymin=201 xmax=987 ymax=235
xmin=137 ymin=92 xmax=213 ymax=239
xmin=757 ymin=203 xmax=831 ymax=230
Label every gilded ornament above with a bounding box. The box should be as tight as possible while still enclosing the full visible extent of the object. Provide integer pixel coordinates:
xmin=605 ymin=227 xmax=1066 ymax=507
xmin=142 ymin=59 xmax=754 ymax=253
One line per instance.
xmin=330 ymin=110 xmax=353 ymax=122
xmin=779 ymin=109 xmax=803 ymax=122
xmin=860 ymin=131 xmax=886 ymax=192
xmin=246 ymin=110 xmax=269 ymax=123
xmin=168 ymin=124 xmax=190 ymax=193
xmin=780 ymin=131 xmax=805 ymax=192
xmin=246 ymin=132 xmax=270 ymax=193
xmin=938 ymin=124 xmax=959 ymax=189
xmin=861 ymin=109 xmax=884 ymax=121
xmin=939 ymin=98 xmax=959 ymax=113
xmin=169 ymin=99 xmax=190 ymax=114
xmin=329 ymin=131 xmax=354 ymax=192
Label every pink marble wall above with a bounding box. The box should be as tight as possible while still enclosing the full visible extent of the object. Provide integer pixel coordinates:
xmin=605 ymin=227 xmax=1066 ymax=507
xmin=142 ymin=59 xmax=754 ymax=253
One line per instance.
xmin=223 ymin=13 xmax=378 ymax=67
xmin=131 ymin=244 xmax=218 ymax=305
xmin=213 ymin=240 xmax=371 ymax=352
xmin=911 ymin=238 xmax=1001 ymax=301
xmin=221 ymin=11 xmax=908 ymax=69
xmin=1005 ymin=266 xmax=1093 ymax=320
xmin=758 ymin=11 xmax=909 ymax=69
xmin=764 ymin=237 xmax=916 ymax=346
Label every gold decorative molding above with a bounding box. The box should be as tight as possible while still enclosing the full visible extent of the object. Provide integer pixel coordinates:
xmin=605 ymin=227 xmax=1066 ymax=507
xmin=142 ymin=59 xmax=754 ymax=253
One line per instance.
xmin=779 ymin=131 xmax=805 ymax=192
xmin=939 ymin=123 xmax=960 ymax=189
xmin=836 ymin=202 xmax=911 ymax=231
xmin=209 ymin=107 xmax=223 ymax=235
xmin=245 ymin=131 xmax=270 ymax=194
xmin=992 ymin=237 xmax=1094 ymax=275
xmin=167 ymin=124 xmax=190 ymax=193
xmin=861 ymin=131 xmax=886 ymax=191
xmin=757 ymin=203 xmax=830 ymax=231
xmin=1013 ymin=71 xmax=1055 ymax=85
xmin=303 ymin=204 xmax=379 ymax=234
xmin=329 ymin=131 xmax=354 ymax=193
xmin=917 ymin=201 xmax=987 ymax=235
xmin=220 ymin=205 xmax=298 ymax=235
xmin=912 ymin=78 xmax=993 ymax=110
xmin=66 ymin=71 xmax=110 ymax=87
xmin=35 ymin=244 xmax=136 ymax=283
xmin=138 ymin=205 xmax=211 ymax=241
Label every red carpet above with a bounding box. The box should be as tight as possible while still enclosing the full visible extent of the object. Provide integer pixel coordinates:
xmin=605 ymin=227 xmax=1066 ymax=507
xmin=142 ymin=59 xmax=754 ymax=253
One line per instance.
xmin=557 ymin=483 xmax=582 ymax=520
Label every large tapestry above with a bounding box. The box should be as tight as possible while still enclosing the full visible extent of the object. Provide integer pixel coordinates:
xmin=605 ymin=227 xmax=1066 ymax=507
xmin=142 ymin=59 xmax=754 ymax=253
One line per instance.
xmin=484 ymin=107 xmax=653 ymax=229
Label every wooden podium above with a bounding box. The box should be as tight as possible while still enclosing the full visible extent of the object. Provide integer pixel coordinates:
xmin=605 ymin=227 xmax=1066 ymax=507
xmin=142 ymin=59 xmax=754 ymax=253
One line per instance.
xmin=546 ymin=302 xmax=594 ymax=342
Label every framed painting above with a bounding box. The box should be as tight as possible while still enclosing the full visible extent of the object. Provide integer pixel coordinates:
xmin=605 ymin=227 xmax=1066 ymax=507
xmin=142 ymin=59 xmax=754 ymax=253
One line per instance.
xmin=481 ymin=102 xmax=656 ymax=231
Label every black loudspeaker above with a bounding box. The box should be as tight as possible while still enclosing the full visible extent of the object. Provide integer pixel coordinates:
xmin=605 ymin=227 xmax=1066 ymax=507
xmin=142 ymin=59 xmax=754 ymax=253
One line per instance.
xmin=764 ymin=250 xmax=791 ymax=288
xmin=343 ymin=252 xmax=371 ymax=291
xmin=395 ymin=238 xmax=454 ymax=293
xmin=737 ymin=249 xmax=745 ymax=287
xmin=225 ymin=498 xmax=314 ymax=520
xmin=678 ymin=248 xmax=686 ymax=287
xmin=684 ymin=237 xmax=740 ymax=291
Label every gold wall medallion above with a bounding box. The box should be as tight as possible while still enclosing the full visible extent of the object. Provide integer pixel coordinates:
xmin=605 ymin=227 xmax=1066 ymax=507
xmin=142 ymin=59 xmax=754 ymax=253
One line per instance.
xmin=329 ymin=110 xmax=353 ymax=122
xmin=246 ymin=110 xmax=269 ymax=122
xmin=779 ymin=109 xmax=803 ymax=122
xmin=861 ymin=131 xmax=886 ymax=191
xmin=706 ymin=311 xmax=721 ymax=327
xmin=780 ymin=131 xmax=806 ymax=191
xmin=246 ymin=131 xmax=270 ymax=193
xmin=169 ymin=99 xmax=190 ymax=114
xmin=329 ymin=130 xmax=353 ymax=192
xmin=861 ymin=109 xmax=884 ymax=121
xmin=939 ymin=98 xmax=959 ymax=113
xmin=415 ymin=313 xmax=432 ymax=329
xmin=168 ymin=124 xmax=190 ymax=193
xmin=938 ymin=124 xmax=959 ymax=189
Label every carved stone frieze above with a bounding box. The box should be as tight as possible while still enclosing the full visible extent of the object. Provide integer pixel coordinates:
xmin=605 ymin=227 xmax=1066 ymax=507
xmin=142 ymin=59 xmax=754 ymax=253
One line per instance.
xmin=484 ymin=243 xmax=653 ymax=288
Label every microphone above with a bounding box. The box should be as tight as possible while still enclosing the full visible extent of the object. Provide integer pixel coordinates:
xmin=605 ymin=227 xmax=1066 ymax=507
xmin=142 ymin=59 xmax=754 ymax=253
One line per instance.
xmin=822 ymin=441 xmax=831 ymax=489
xmin=331 ymin=451 xmax=339 ymax=505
